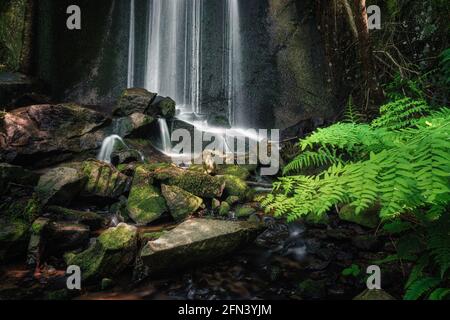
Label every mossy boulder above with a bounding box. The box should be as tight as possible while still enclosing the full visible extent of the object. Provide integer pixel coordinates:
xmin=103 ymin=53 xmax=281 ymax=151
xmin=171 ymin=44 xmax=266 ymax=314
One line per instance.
xmin=80 ymin=160 xmax=131 ymax=200
xmin=127 ymin=165 xmax=167 ymax=225
xmin=26 ymin=217 xmax=50 ymax=267
xmin=235 ymin=205 xmax=257 ymax=218
xmin=161 ymin=185 xmax=203 ymax=222
xmin=0 ymin=163 xmax=39 ymax=195
xmin=155 ymin=167 xmax=225 ymax=199
xmin=339 ymin=205 xmax=381 ymax=229
xmin=225 ymin=196 xmax=240 ymax=206
xmin=64 ymin=223 xmax=138 ymax=283
xmin=35 ymin=167 xmax=87 ymax=205
xmin=218 ymin=202 xmax=231 ymax=216
xmin=220 ymin=175 xmax=250 ymax=200
xmin=216 ymin=165 xmax=253 ymax=180
xmin=0 ymin=195 xmax=41 ymax=223
xmin=113 ymin=88 xmax=157 ymax=117
xmin=140 ymin=219 xmax=263 ymax=275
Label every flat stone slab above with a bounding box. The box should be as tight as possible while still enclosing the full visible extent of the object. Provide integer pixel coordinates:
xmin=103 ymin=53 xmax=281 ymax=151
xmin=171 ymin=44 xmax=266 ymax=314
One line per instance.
xmin=140 ymin=218 xmax=263 ymax=275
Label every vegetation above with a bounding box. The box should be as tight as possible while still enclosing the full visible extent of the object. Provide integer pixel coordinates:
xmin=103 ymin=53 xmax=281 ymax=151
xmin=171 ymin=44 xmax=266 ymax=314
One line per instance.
xmin=264 ymin=49 xmax=450 ymax=299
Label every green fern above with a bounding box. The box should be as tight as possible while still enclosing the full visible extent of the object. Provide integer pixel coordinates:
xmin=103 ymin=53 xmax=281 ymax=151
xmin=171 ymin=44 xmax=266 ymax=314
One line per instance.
xmin=264 ymin=101 xmax=450 ymax=299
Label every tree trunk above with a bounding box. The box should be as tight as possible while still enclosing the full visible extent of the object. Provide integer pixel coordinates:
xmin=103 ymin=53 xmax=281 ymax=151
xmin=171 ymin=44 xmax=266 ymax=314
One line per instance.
xmin=352 ymin=0 xmax=383 ymax=107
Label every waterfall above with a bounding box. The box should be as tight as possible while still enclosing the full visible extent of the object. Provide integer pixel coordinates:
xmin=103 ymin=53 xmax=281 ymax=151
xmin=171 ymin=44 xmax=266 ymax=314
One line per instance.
xmin=144 ymin=0 xmax=203 ymax=114
xmin=158 ymin=118 xmax=172 ymax=153
xmin=97 ymin=135 xmax=126 ymax=163
xmin=127 ymin=0 xmax=135 ymax=88
xmin=226 ymin=0 xmax=243 ymax=126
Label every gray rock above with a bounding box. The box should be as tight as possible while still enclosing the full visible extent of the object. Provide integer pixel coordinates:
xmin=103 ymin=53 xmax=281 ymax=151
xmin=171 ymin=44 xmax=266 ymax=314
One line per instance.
xmin=140 ymin=219 xmax=262 ymax=275
xmin=354 ymin=289 xmax=396 ymax=300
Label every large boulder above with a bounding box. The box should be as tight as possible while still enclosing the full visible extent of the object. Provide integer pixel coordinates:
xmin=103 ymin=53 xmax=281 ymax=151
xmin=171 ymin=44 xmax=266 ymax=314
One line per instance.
xmin=0 ymin=163 xmax=39 ymax=195
xmin=46 ymin=206 xmax=105 ymax=230
xmin=220 ymin=175 xmax=250 ymax=200
xmin=140 ymin=219 xmax=263 ymax=275
xmin=80 ymin=160 xmax=131 ymax=200
xmin=127 ymin=165 xmax=167 ymax=225
xmin=113 ymin=88 xmax=157 ymax=117
xmin=154 ymin=167 xmax=225 ymax=199
xmin=161 ymin=184 xmax=203 ymax=221
xmin=0 ymin=104 xmax=109 ymax=167
xmin=35 ymin=167 xmax=87 ymax=205
xmin=45 ymin=221 xmax=90 ymax=256
xmin=64 ymin=223 xmax=138 ymax=283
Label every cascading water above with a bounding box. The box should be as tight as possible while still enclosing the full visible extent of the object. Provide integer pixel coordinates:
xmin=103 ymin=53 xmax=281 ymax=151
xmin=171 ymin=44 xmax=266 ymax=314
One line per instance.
xmin=127 ymin=0 xmax=135 ymax=88
xmin=158 ymin=118 xmax=172 ymax=153
xmin=144 ymin=0 xmax=203 ymax=114
xmin=97 ymin=135 xmax=126 ymax=164
xmin=128 ymin=0 xmax=257 ymax=157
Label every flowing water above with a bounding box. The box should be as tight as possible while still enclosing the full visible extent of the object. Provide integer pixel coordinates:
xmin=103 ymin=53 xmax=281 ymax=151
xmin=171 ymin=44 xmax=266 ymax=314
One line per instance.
xmin=128 ymin=0 xmax=257 ymax=154
xmin=157 ymin=118 xmax=173 ymax=153
xmin=97 ymin=135 xmax=126 ymax=163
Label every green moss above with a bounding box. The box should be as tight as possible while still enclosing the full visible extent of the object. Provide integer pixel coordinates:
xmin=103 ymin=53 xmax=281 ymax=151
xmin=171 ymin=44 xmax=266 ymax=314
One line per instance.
xmin=30 ymin=218 xmax=48 ymax=235
xmin=219 ymin=202 xmax=231 ymax=216
xmin=216 ymin=165 xmax=252 ymax=180
xmin=141 ymin=231 xmax=165 ymax=242
xmin=221 ymin=175 xmax=249 ymax=200
xmin=0 ymin=0 xmax=26 ymax=71
xmin=161 ymin=184 xmax=203 ymax=221
xmin=127 ymin=165 xmax=167 ymax=224
xmin=158 ymin=97 xmax=176 ymax=118
xmin=171 ymin=171 xmax=224 ymax=199
xmin=225 ymin=196 xmax=240 ymax=206
xmin=235 ymin=205 xmax=256 ymax=218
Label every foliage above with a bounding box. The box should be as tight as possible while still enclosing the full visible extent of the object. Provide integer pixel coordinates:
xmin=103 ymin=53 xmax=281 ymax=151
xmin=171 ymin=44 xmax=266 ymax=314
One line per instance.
xmin=263 ymin=97 xmax=450 ymax=299
xmin=0 ymin=0 xmax=27 ymax=71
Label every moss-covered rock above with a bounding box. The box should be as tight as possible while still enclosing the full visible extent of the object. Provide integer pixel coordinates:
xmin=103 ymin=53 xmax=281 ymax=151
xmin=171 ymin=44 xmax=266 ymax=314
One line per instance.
xmin=155 ymin=167 xmax=225 ymax=199
xmin=35 ymin=167 xmax=87 ymax=205
xmin=80 ymin=160 xmax=131 ymax=200
xmin=338 ymin=205 xmax=380 ymax=229
xmin=220 ymin=175 xmax=250 ymax=200
xmin=113 ymin=88 xmax=157 ymax=117
xmin=235 ymin=205 xmax=257 ymax=218
xmin=225 ymin=196 xmax=240 ymax=206
xmin=26 ymin=217 xmax=50 ymax=267
xmin=127 ymin=165 xmax=167 ymax=225
xmin=218 ymin=202 xmax=231 ymax=216
xmin=64 ymin=223 xmax=138 ymax=283
xmin=161 ymin=184 xmax=203 ymax=222
xmin=216 ymin=165 xmax=253 ymax=180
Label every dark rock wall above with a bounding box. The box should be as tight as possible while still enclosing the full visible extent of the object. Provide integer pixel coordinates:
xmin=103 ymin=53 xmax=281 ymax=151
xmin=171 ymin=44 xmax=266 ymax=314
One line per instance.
xmin=33 ymin=0 xmax=336 ymax=129
xmin=35 ymin=0 xmax=129 ymax=107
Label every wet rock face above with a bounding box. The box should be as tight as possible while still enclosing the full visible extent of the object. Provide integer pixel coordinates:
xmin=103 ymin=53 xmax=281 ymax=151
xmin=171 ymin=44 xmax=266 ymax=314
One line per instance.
xmin=140 ymin=218 xmax=263 ymax=276
xmin=0 ymin=104 xmax=109 ymax=167
xmin=64 ymin=223 xmax=138 ymax=283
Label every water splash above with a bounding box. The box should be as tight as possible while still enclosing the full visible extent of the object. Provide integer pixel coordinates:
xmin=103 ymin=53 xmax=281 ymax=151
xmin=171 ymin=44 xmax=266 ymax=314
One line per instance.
xmin=97 ymin=135 xmax=126 ymax=163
